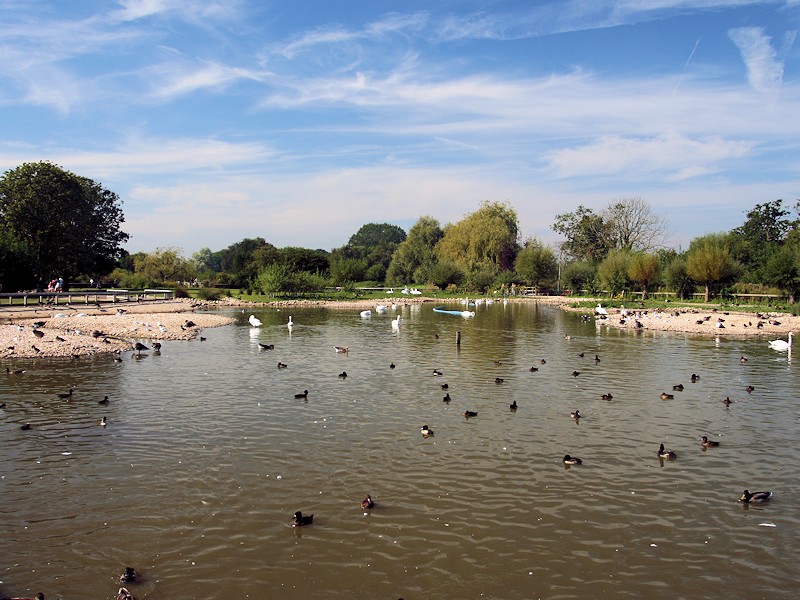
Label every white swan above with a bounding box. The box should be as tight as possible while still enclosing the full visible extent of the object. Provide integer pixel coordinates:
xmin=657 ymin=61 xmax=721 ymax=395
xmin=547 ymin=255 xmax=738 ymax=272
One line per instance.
xmin=248 ymin=314 xmax=262 ymax=327
xmin=360 ymin=310 xmax=372 ymax=318
xmin=768 ymin=331 xmax=793 ymax=351
xmin=461 ymin=310 xmax=476 ymax=318
xmin=287 ymin=316 xmax=293 ymax=329
xmin=375 ymin=304 xmax=388 ymax=312
xmin=391 ymin=316 xmax=401 ymax=329
xmin=594 ymin=303 xmax=609 ymax=316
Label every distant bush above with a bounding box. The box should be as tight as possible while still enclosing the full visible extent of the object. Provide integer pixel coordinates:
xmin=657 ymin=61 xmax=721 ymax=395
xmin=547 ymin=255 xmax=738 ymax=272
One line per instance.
xmin=174 ymin=287 xmax=190 ymax=298
xmin=197 ymin=288 xmax=221 ymax=301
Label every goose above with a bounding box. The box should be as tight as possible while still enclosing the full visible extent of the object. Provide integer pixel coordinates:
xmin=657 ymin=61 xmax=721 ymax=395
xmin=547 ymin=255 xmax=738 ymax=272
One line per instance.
xmin=740 ymin=490 xmax=772 ymax=504
xmin=292 ymin=510 xmax=314 ymax=526
xmin=563 ymin=455 xmax=582 ymax=465
xmin=361 ymin=495 xmax=375 ymax=509
xmin=768 ymin=332 xmax=793 ymax=351
xmin=700 ymin=435 xmax=720 ymax=447
xmin=119 ymin=566 xmax=139 ymax=584
xmin=248 ymin=314 xmax=262 ymax=327
xmin=658 ymin=443 xmax=677 ymax=460
xmin=420 ymin=425 xmax=434 ymax=437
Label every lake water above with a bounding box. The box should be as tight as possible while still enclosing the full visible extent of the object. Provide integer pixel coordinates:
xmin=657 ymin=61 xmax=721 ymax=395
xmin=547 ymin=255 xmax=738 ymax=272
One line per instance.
xmin=2 ymin=301 xmax=799 ymax=599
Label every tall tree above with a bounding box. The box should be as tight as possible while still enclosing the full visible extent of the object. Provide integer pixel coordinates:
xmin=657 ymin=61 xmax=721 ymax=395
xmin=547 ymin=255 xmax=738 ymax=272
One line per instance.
xmin=597 ymin=249 xmax=632 ymax=296
xmin=515 ymin=238 xmax=558 ymax=289
xmin=348 ymin=223 xmax=406 ymax=248
xmin=435 ymin=201 xmax=519 ymax=272
xmin=686 ymin=234 xmax=740 ymax=302
xmin=386 ymin=216 xmax=443 ymax=285
xmin=627 ymin=253 xmax=661 ymax=299
xmin=134 ymin=247 xmax=195 ymax=286
xmin=552 ymin=205 xmax=611 ymax=262
xmin=603 ymin=197 xmax=668 ymax=252
xmin=0 ymin=161 xmax=129 ymax=285
xmin=730 ymin=199 xmax=795 ymax=281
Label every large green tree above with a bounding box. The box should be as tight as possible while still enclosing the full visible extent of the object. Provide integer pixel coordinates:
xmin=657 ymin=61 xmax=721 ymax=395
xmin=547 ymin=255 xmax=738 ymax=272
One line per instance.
xmin=686 ymin=234 xmax=740 ymax=302
xmin=0 ymin=161 xmax=129 ymax=286
xmin=627 ymin=252 xmax=661 ymax=299
xmin=730 ymin=199 xmax=796 ymax=281
xmin=515 ymin=238 xmax=558 ymax=288
xmin=552 ymin=205 xmax=611 ymax=262
xmin=134 ymin=247 xmax=195 ymax=286
xmin=386 ymin=216 xmax=443 ymax=285
xmin=435 ymin=201 xmax=519 ymax=273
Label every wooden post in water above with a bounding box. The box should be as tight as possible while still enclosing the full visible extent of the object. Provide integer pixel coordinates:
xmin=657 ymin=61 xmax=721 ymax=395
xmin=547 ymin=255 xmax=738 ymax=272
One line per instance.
xmin=456 ymin=331 xmax=461 ymax=347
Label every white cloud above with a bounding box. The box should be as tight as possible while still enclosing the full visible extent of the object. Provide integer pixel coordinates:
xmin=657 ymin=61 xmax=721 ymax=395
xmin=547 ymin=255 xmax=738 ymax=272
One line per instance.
xmin=729 ymin=26 xmax=787 ymax=93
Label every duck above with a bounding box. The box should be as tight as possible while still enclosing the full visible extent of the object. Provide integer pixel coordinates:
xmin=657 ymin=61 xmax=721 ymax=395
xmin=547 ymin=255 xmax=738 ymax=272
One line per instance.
xmin=563 ymin=454 xmax=582 ymax=465
xmin=745 ymin=385 xmax=754 ymax=393
xmin=294 ymin=390 xmax=309 ymax=399
xmin=658 ymin=443 xmax=677 ymax=460
xmin=700 ymin=435 xmax=720 ymax=447
xmin=528 ymin=366 xmax=539 ymax=372
xmin=442 ymin=393 xmax=451 ymax=402
xmin=334 ymin=346 xmax=349 ymax=353
xmin=292 ymin=510 xmax=314 ymax=526
xmin=338 ymin=371 xmax=347 ymax=379
xmin=99 ymin=395 xmax=110 ymax=405
xmin=389 ymin=363 xmax=396 ymax=369
xmin=463 ymin=410 xmax=478 ymax=418
xmin=119 ymin=566 xmax=139 ymax=584
xmin=57 ymin=388 xmax=74 ymax=399
xmin=660 ymin=392 xmax=674 ymax=400
xmin=133 ymin=342 xmax=149 ymax=355
xmin=570 ymin=410 xmax=581 ymax=419
xmin=8 ymin=594 xmax=44 ymax=600
xmin=100 ymin=416 xmax=107 ymax=427
xmin=690 ymin=373 xmax=700 ymax=382
xmin=509 ymin=400 xmax=518 ymax=411
xmin=20 ymin=423 xmax=32 ymax=431
xmin=432 ymin=369 xmax=443 ymax=376
xmin=601 ymin=393 xmax=613 ymax=401
xmin=740 ymin=490 xmax=773 ymax=504
xmin=116 ymin=588 xmax=134 ymax=600
xmin=259 ymin=343 xmax=274 ymax=350
xmin=277 ymin=362 xmax=288 ymax=369
xmin=571 ymin=370 xmax=580 ymax=377
xmin=740 ymin=356 xmax=749 ymax=363
xmin=723 ymin=396 xmax=732 ymax=406
xmin=152 ymin=342 xmax=162 ymax=351
xmin=361 ymin=495 xmax=375 ymax=509
xmin=7 ymin=367 xmax=26 ymax=375
xmin=440 ymin=383 xmax=449 ymax=390
xmin=672 ymin=384 xmax=684 ymax=391
xmin=420 ymin=425 xmax=434 ymax=437
xmin=495 ymin=377 xmax=504 ymax=384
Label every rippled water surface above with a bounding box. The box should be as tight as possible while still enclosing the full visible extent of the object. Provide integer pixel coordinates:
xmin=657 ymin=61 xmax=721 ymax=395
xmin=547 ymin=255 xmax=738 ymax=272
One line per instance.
xmin=2 ymin=302 xmax=799 ymax=599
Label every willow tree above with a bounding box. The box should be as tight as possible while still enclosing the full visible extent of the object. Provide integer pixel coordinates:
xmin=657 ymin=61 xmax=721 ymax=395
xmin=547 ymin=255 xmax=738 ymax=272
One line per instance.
xmin=435 ymin=201 xmax=519 ymax=273
xmin=628 ymin=253 xmax=661 ymax=299
xmin=686 ymin=234 xmax=740 ymax=302
xmin=515 ymin=238 xmax=558 ymax=288
xmin=0 ymin=161 xmax=129 ymax=285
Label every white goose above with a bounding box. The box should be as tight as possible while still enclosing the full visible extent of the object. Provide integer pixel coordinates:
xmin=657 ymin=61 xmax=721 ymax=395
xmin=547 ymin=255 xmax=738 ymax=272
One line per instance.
xmin=768 ymin=331 xmax=793 ymax=351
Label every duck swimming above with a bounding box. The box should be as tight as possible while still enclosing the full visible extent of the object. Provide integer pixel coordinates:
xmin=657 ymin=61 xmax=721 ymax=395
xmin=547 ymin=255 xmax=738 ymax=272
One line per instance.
xmin=672 ymin=384 xmax=684 ymax=391
xmin=99 ymin=395 xmax=110 ymax=405
xmin=700 ymin=435 xmax=720 ymax=447
xmin=292 ymin=510 xmax=314 ymax=526
xmin=420 ymin=425 xmax=434 ymax=437
xmin=740 ymin=490 xmax=772 ymax=504
xmin=463 ymin=410 xmax=478 ymax=418
xmin=338 ymin=372 xmax=347 ymax=379
xmin=277 ymin=362 xmax=288 ymax=369
xmin=658 ymin=443 xmax=677 ymax=460
xmin=119 ymin=566 xmax=139 ymax=584
xmin=442 ymin=393 xmax=451 ymax=402
xmin=601 ymin=393 xmax=613 ymax=401
xmin=660 ymin=392 xmax=674 ymax=400
xmin=294 ymin=390 xmax=309 ymax=399
xmin=509 ymin=400 xmax=517 ymax=411
xmin=570 ymin=410 xmax=581 ymax=419
xmin=563 ymin=455 xmax=582 ymax=465
xmin=361 ymin=495 xmax=375 ymax=509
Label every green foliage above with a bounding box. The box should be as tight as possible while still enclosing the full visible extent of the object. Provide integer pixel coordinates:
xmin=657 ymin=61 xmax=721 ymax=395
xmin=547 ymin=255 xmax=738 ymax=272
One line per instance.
xmin=686 ymin=233 xmax=741 ymax=302
xmin=763 ymin=242 xmax=800 ymax=303
xmin=0 ymin=161 xmax=129 ymax=284
xmin=515 ymin=238 xmax=558 ymax=287
xmin=435 ymin=201 xmax=519 ymax=272
xmin=0 ymin=228 xmax=34 ymax=291
xmin=562 ymin=260 xmax=597 ymax=294
xmin=348 ymin=223 xmax=406 ymax=248
xmin=329 ymin=256 xmax=367 ymax=285
xmin=730 ymin=199 xmax=796 ymax=281
xmin=108 ymin=267 xmax=148 ymax=289
xmin=627 ymin=252 xmax=661 ymax=299
xmin=196 ymin=287 xmax=222 ymax=301
xmin=663 ymin=256 xmax=695 ymax=300
xmin=428 ymin=259 xmax=464 ymax=290
xmin=552 ymin=205 xmax=610 ymax=262
xmin=387 ymin=216 xmax=443 ymax=285
xmin=279 ymin=246 xmax=329 ymax=274
xmin=466 ymin=263 xmax=498 ymax=293
xmin=597 ymin=249 xmax=632 ymax=295
xmin=254 ymin=263 xmax=329 ymax=296
xmin=134 ymin=247 xmax=195 ymax=286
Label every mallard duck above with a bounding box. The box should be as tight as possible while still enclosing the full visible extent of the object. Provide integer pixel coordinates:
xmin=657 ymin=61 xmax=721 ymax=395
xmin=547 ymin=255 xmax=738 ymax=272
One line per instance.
xmin=700 ymin=435 xmax=720 ymax=447
xmin=660 ymin=392 xmax=674 ymax=400
xmin=509 ymin=400 xmax=518 ymax=411
xmin=672 ymin=384 xmax=684 ymax=391
xmin=420 ymin=425 xmax=434 ymax=437
xmin=658 ymin=443 xmax=677 ymax=460
xmin=117 ymin=587 xmax=135 ymax=600
xmin=570 ymin=410 xmax=581 ymax=419
xmin=292 ymin=510 xmax=313 ymax=526
xmin=119 ymin=566 xmax=139 ymax=584
xmin=563 ymin=454 xmax=582 ymax=465
xmin=740 ymin=490 xmax=772 ymax=503
xmin=361 ymin=495 xmax=375 ymax=509
xmin=463 ymin=410 xmax=478 ymax=418
xmin=294 ymin=390 xmax=308 ymax=399
xmin=601 ymin=393 xmax=613 ymax=401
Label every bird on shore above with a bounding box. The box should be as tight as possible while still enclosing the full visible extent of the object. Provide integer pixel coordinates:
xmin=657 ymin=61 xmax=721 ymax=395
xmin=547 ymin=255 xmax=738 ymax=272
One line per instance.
xmin=658 ymin=443 xmax=677 ymax=460
xmin=700 ymin=435 xmax=720 ymax=447
xmin=292 ymin=510 xmax=313 ymax=526
xmin=563 ymin=455 xmax=582 ymax=465
xmin=294 ymin=390 xmax=309 ymax=399
xmin=740 ymin=490 xmax=772 ymax=504
xmin=361 ymin=495 xmax=375 ymax=509
xmin=33 ymin=328 xmax=45 ymax=338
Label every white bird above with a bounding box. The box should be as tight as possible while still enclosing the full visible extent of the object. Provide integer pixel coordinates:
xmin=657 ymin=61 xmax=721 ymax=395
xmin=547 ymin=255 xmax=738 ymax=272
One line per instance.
xmin=391 ymin=316 xmax=401 ymax=329
xmin=768 ymin=331 xmax=793 ymax=351
xmin=287 ymin=316 xmax=293 ymax=329
xmin=461 ymin=310 xmax=476 ymax=318
xmin=360 ymin=310 xmax=372 ymax=318
xmin=594 ymin=303 xmax=609 ymax=316
xmin=375 ymin=304 xmax=388 ymax=312
xmin=249 ymin=314 xmax=262 ymax=327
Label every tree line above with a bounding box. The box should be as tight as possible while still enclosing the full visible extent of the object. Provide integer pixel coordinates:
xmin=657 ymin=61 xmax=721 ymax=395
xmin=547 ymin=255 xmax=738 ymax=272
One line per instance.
xmin=2 ymin=161 xmax=799 ymax=303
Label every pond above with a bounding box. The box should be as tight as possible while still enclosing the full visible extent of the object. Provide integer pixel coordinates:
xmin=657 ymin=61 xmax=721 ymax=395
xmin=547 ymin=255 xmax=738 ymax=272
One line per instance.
xmin=2 ymin=301 xmax=798 ymax=599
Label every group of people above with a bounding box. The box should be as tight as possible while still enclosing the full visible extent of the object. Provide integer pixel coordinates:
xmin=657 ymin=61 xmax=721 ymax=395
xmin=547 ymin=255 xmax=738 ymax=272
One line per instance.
xmin=45 ymin=277 xmax=64 ymax=292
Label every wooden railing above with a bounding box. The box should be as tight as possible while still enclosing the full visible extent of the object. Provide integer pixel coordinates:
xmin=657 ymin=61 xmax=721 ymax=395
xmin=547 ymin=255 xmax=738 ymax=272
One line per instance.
xmin=0 ymin=289 xmax=175 ymax=306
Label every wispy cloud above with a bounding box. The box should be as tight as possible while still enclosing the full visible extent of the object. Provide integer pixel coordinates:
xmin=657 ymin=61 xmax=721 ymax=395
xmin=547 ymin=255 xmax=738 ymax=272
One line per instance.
xmin=729 ymin=26 xmax=791 ymax=93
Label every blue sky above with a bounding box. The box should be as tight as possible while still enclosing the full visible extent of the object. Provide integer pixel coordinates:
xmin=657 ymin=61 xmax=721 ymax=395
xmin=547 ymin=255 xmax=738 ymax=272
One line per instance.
xmin=1 ymin=1 xmax=798 ymax=256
